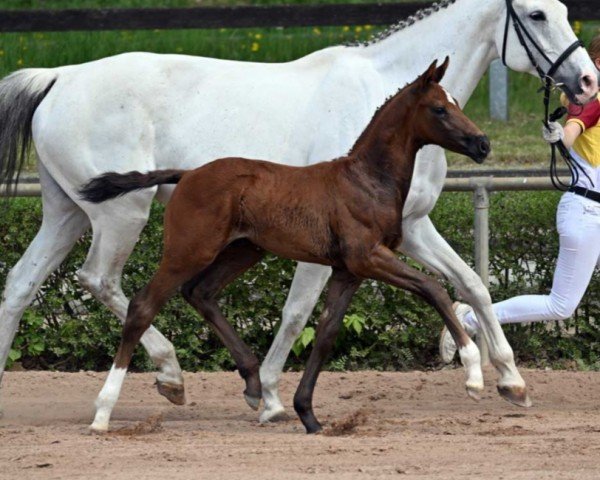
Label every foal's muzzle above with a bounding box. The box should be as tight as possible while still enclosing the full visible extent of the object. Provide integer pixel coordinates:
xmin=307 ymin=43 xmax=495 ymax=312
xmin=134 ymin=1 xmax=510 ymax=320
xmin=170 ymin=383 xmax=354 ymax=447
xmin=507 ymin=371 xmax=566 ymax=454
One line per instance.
xmin=464 ymin=135 xmax=491 ymax=164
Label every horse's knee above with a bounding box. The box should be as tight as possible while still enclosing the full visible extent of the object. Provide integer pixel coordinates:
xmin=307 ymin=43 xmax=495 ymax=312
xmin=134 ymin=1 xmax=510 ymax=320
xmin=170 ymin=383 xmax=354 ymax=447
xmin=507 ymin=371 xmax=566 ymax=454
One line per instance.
xmin=460 ymin=272 xmax=492 ymax=307
xmin=76 ymin=269 xmax=98 ymax=297
xmin=420 ymin=277 xmax=451 ymax=300
xmin=77 ymin=268 xmax=121 ymax=305
xmin=189 ymin=291 xmax=214 ymax=318
xmin=1 ymin=268 xmax=37 ymax=314
xmin=180 ymin=281 xmax=195 ymax=303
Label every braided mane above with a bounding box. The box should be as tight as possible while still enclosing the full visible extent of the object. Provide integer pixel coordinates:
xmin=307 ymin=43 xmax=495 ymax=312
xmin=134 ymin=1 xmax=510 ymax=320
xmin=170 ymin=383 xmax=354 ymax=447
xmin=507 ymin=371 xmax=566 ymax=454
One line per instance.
xmin=346 ymin=0 xmax=458 ymax=47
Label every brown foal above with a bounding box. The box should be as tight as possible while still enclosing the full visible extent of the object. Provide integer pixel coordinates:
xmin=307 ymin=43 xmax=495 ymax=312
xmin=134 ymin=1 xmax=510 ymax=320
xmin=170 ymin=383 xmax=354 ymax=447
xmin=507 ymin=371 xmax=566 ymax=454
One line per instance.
xmin=82 ymin=58 xmax=490 ymax=434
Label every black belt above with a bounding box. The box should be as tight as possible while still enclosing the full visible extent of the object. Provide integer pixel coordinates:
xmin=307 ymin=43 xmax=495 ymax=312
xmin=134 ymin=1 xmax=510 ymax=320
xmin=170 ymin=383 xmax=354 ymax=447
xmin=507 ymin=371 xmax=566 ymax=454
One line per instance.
xmin=568 ymin=186 xmax=600 ymax=203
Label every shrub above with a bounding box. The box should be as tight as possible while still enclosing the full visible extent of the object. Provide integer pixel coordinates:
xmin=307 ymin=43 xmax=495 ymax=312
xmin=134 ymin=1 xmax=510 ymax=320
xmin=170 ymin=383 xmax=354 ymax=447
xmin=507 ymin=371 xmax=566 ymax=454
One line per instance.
xmin=1 ymin=190 xmax=599 ymax=372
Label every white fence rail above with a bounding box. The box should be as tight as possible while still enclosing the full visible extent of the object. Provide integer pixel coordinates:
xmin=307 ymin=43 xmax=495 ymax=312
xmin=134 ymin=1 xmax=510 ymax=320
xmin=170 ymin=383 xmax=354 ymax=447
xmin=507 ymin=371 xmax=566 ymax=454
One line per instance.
xmin=3 ymin=173 xmax=567 ymax=283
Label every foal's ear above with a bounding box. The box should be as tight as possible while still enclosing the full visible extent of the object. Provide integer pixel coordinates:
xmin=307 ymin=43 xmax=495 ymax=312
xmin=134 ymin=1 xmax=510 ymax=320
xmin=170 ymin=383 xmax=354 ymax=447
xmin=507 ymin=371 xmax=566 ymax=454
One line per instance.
xmin=418 ymin=59 xmax=439 ymax=89
xmin=432 ymin=56 xmax=450 ymax=83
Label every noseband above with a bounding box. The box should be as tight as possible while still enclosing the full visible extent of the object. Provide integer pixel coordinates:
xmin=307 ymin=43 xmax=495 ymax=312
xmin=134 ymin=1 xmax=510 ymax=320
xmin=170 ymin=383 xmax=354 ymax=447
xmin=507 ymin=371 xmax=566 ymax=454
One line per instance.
xmin=501 ymin=0 xmax=590 ymax=191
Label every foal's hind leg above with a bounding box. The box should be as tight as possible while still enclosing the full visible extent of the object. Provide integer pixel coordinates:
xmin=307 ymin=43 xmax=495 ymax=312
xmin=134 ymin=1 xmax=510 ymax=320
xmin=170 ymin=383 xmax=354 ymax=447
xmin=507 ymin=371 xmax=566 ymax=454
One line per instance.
xmin=181 ymin=240 xmax=265 ymax=410
xmin=76 ymin=198 xmax=185 ymax=405
xmin=293 ymin=269 xmax=362 ymax=434
xmin=91 ymin=266 xmax=190 ymax=432
xmin=0 ymin=165 xmax=89 ymax=416
xmin=91 ymin=203 xmax=236 ymax=432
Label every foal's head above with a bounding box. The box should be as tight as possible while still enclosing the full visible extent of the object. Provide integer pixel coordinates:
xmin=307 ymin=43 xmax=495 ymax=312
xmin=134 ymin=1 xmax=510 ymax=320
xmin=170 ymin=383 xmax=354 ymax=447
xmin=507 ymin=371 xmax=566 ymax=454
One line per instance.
xmin=408 ymin=58 xmax=490 ymax=164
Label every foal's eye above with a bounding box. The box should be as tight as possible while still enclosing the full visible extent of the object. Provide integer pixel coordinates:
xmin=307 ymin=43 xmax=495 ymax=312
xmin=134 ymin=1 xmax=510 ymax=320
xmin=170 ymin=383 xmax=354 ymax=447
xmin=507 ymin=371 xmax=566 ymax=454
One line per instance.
xmin=432 ymin=106 xmax=447 ymax=116
xmin=529 ymin=10 xmax=546 ymax=21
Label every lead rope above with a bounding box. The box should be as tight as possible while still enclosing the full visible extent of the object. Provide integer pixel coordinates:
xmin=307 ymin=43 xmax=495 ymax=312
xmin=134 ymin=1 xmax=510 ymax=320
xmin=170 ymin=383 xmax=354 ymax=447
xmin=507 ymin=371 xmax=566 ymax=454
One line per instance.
xmin=501 ymin=0 xmax=590 ymax=191
xmin=542 ymin=80 xmax=593 ymax=191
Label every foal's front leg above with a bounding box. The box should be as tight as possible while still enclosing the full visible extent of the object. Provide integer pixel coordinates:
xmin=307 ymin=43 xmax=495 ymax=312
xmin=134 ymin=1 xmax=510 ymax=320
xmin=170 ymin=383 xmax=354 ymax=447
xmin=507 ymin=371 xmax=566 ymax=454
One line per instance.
xmin=400 ymin=216 xmax=530 ymax=407
xmin=260 ymin=262 xmax=332 ymax=423
xmin=293 ymin=269 xmax=362 ymax=434
xmin=347 ymin=245 xmax=484 ymax=401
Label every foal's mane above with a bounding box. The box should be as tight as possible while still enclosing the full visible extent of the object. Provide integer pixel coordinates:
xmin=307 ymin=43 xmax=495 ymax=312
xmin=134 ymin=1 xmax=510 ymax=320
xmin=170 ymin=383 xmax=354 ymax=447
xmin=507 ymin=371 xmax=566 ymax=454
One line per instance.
xmin=348 ymin=81 xmax=414 ymax=155
xmin=346 ymin=0 xmax=458 ymax=47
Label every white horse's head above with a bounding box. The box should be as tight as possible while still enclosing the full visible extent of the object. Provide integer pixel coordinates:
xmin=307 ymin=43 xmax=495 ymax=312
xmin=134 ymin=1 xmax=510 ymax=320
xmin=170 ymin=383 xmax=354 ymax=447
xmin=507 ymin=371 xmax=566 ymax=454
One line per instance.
xmin=494 ymin=0 xmax=598 ymax=104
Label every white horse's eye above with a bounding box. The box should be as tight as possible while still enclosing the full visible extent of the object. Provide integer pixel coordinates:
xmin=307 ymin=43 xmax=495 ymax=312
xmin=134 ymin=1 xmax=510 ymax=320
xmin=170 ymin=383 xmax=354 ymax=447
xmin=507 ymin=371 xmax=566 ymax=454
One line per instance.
xmin=529 ymin=10 xmax=547 ymax=22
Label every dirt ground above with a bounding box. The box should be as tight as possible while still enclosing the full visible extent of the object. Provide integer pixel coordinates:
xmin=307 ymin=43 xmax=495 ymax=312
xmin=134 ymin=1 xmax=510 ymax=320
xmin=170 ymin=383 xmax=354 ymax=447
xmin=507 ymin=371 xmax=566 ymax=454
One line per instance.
xmin=1 ymin=368 xmax=600 ymax=480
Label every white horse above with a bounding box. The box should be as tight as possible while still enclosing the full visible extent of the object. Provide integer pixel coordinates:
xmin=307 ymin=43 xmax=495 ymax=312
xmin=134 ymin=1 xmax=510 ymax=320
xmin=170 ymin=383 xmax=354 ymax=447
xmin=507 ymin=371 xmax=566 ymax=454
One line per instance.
xmin=0 ymin=0 xmax=596 ymax=425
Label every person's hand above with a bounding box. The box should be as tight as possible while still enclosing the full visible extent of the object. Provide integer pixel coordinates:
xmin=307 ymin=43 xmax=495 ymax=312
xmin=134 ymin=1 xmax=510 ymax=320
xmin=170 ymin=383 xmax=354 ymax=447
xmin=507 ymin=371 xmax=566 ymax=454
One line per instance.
xmin=542 ymin=121 xmax=565 ymax=144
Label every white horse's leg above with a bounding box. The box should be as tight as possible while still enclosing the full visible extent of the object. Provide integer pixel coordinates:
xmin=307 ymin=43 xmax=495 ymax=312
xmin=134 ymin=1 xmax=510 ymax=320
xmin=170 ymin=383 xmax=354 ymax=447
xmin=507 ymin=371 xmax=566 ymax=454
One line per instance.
xmin=401 ymin=216 xmax=530 ymax=406
xmin=259 ymin=262 xmax=332 ymax=423
xmin=76 ymin=196 xmax=185 ymax=405
xmin=0 ymin=165 xmax=90 ymax=415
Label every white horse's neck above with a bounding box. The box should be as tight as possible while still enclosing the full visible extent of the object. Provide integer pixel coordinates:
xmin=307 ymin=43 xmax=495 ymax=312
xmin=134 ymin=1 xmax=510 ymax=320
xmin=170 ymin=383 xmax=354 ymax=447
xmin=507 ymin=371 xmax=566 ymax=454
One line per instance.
xmin=362 ymin=0 xmax=502 ymax=106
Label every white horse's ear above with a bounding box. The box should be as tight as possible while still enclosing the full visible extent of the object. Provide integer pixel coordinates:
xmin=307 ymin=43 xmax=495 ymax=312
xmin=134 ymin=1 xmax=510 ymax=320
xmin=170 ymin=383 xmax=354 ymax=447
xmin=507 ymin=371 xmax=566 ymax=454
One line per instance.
xmin=433 ymin=56 xmax=450 ymax=83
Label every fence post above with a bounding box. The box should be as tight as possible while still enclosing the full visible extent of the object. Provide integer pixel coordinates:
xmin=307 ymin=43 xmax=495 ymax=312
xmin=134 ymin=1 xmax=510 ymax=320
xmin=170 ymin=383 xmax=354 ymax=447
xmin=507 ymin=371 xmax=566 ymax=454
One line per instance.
xmin=489 ymin=59 xmax=509 ymax=121
xmin=472 ymin=180 xmax=491 ymax=366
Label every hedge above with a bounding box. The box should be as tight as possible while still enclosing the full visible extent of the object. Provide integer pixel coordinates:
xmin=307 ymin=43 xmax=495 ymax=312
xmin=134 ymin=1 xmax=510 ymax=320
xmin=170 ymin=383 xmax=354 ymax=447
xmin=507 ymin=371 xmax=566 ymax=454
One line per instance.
xmin=2 ymin=189 xmax=600 ymax=373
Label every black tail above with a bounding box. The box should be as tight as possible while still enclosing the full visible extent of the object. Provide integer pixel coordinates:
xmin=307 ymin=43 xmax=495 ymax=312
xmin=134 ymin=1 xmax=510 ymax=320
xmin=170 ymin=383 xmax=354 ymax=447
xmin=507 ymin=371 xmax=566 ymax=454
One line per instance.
xmin=79 ymin=169 xmax=187 ymax=203
xmin=0 ymin=69 xmax=57 ymax=195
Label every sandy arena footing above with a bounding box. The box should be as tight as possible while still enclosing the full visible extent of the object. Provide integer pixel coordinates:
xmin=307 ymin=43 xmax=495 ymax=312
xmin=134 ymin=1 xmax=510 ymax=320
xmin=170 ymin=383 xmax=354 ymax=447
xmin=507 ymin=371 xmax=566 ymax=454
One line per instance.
xmin=1 ymin=368 xmax=600 ymax=479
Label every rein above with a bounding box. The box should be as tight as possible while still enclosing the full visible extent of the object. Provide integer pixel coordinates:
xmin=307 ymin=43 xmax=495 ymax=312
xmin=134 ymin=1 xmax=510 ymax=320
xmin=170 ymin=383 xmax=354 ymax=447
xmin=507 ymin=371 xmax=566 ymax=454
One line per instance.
xmin=501 ymin=0 xmax=591 ymax=190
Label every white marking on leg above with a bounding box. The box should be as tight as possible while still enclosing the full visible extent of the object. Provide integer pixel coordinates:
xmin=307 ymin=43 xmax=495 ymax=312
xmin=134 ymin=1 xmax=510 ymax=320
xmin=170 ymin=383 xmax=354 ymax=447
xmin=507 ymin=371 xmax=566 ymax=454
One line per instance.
xmin=90 ymin=365 xmax=127 ymax=432
xmin=458 ymin=340 xmax=484 ymax=392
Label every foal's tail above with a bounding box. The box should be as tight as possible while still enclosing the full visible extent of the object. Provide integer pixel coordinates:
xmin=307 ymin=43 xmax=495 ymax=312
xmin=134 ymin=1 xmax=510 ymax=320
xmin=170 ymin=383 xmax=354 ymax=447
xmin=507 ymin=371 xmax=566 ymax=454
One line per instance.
xmin=79 ymin=169 xmax=187 ymax=203
xmin=0 ymin=68 xmax=58 ymax=195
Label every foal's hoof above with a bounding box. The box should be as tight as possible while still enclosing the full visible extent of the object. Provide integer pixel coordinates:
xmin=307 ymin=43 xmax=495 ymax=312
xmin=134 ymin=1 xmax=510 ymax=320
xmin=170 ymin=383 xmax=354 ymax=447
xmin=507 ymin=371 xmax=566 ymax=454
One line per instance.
xmin=244 ymin=393 xmax=261 ymax=411
xmin=305 ymin=422 xmax=323 ymax=435
xmin=466 ymin=385 xmax=483 ymax=402
xmin=497 ymin=385 xmax=532 ymax=408
xmin=156 ymin=380 xmax=186 ymax=406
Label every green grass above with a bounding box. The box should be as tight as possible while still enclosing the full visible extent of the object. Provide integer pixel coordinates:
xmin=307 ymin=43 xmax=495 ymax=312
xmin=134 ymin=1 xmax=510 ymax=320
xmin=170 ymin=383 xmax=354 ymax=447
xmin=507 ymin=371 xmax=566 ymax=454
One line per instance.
xmin=0 ymin=1 xmax=598 ymax=169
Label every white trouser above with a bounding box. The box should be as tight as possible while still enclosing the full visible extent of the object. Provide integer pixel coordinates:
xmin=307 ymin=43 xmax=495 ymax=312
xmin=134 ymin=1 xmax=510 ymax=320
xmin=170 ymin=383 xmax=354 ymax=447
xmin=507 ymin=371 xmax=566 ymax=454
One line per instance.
xmin=465 ymin=192 xmax=600 ymax=328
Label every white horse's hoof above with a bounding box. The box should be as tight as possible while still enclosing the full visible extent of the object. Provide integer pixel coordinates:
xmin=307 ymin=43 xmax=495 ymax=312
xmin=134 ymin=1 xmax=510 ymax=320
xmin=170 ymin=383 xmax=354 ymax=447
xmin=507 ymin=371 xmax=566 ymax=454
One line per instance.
xmin=497 ymin=385 xmax=532 ymax=408
xmin=156 ymin=380 xmax=186 ymax=405
xmin=259 ymin=405 xmax=287 ymax=423
xmin=89 ymin=422 xmax=109 ymax=434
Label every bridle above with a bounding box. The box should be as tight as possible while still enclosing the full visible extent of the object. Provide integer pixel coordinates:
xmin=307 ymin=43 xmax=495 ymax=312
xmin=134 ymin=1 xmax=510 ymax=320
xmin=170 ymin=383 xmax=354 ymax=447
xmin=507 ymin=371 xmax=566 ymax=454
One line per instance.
xmin=501 ymin=0 xmax=590 ymax=190
xmin=501 ymin=0 xmax=583 ymax=86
